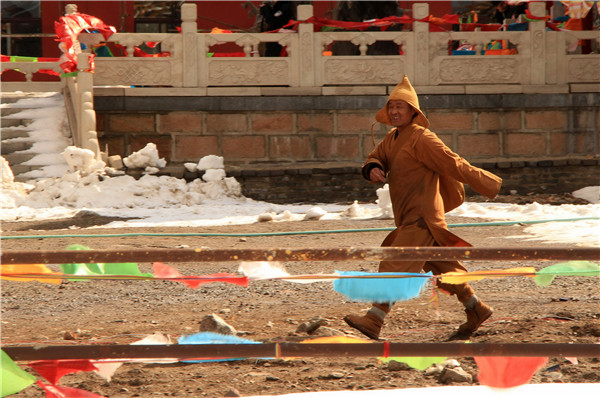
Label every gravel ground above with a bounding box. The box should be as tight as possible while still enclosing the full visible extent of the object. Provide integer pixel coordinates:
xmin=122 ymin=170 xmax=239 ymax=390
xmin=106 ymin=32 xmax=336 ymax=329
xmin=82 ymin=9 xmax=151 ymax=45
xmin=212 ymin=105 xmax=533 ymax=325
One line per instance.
xmin=2 ymin=194 xmax=599 ymax=397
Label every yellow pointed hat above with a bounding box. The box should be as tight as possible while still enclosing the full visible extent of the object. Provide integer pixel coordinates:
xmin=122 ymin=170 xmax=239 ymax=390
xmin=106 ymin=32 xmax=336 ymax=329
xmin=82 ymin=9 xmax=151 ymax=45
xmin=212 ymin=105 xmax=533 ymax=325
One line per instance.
xmin=375 ymin=75 xmax=429 ymax=128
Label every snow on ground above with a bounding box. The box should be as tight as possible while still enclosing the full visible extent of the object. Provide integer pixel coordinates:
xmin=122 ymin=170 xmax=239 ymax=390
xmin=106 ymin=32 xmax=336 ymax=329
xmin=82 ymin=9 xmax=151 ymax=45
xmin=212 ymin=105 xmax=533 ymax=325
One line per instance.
xmin=573 ymin=185 xmax=600 ymax=204
xmin=1 ymin=97 xmax=598 ymax=246
xmin=2 ymin=150 xmax=598 ymax=246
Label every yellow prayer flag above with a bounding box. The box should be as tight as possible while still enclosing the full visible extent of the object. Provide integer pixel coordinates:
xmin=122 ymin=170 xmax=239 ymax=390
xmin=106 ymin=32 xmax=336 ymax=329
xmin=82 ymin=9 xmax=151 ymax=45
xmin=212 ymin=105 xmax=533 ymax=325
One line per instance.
xmin=1 ymin=264 xmax=63 ymax=284
xmin=439 ymin=267 xmax=536 ymax=284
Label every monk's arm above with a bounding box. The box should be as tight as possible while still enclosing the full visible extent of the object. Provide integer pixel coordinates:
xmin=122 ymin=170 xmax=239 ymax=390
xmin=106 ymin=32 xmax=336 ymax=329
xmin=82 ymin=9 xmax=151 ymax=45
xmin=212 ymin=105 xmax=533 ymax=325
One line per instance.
xmin=361 ymin=137 xmax=389 ymax=183
xmin=415 ymin=131 xmax=502 ymax=199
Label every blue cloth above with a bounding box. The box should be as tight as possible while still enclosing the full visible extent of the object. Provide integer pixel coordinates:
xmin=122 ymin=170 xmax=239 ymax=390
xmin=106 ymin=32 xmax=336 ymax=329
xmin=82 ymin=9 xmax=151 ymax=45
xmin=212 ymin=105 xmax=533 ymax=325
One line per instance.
xmin=178 ymin=332 xmax=264 ymax=363
xmin=333 ymin=271 xmax=431 ymax=303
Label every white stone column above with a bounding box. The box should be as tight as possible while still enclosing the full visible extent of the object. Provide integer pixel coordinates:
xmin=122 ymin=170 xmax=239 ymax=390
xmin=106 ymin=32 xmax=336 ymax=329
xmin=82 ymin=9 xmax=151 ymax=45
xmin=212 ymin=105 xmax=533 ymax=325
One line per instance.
xmin=412 ymin=3 xmax=430 ymax=85
xmin=297 ymin=5 xmax=315 ymax=87
xmin=528 ymin=2 xmax=546 ymax=85
xmin=76 ymin=53 xmax=100 ymax=160
xmin=181 ymin=3 xmax=198 ymax=87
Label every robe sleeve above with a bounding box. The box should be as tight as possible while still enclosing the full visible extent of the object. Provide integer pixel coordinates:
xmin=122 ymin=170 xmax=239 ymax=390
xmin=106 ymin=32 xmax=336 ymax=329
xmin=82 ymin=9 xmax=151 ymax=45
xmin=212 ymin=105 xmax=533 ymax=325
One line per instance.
xmin=361 ymin=133 xmax=391 ymax=182
xmin=414 ymin=130 xmax=502 ymax=199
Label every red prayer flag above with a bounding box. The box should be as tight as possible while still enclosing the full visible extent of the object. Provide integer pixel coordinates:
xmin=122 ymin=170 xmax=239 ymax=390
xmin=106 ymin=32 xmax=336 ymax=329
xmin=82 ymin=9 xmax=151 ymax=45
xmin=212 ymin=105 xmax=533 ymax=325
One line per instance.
xmin=37 ymin=381 xmax=106 ymax=398
xmin=152 ymin=262 xmax=248 ymax=288
xmin=29 ymin=359 xmax=98 ymax=385
xmin=475 ymin=356 xmax=548 ymax=388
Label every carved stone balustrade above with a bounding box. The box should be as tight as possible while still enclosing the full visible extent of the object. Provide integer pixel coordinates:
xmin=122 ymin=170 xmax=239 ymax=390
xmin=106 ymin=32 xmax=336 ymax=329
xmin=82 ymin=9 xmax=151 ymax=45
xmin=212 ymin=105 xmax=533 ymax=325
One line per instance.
xmin=2 ymin=2 xmax=599 ymax=94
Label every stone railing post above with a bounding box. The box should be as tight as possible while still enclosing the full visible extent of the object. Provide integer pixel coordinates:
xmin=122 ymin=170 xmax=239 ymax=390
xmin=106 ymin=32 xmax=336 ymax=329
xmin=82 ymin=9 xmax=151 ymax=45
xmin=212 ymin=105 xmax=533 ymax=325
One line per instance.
xmin=528 ymin=1 xmax=546 ymax=85
xmin=297 ymin=4 xmax=315 ymax=87
xmin=181 ymin=3 xmax=198 ymax=87
xmin=412 ymin=2 xmax=430 ymax=85
xmin=76 ymin=53 xmax=100 ymax=160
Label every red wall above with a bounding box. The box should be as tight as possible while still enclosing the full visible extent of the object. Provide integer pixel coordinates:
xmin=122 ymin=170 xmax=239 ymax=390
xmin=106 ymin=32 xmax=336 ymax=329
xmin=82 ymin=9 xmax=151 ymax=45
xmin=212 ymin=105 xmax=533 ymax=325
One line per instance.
xmin=39 ymin=1 xmax=454 ymax=57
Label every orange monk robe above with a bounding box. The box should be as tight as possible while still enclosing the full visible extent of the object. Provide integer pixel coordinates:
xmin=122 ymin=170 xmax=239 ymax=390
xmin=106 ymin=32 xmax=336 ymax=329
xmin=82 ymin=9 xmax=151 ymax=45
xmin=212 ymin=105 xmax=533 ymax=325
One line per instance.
xmin=363 ymin=123 xmax=502 ymax=275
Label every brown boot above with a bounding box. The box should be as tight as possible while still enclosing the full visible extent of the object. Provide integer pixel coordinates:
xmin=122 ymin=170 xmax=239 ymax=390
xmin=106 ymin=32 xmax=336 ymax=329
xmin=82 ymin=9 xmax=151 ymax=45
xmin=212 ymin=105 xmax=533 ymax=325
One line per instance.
xmin=447 ymin=301 xmax=493 ymax=341
xmin=343 ymin=312 xmax=383 ymax=340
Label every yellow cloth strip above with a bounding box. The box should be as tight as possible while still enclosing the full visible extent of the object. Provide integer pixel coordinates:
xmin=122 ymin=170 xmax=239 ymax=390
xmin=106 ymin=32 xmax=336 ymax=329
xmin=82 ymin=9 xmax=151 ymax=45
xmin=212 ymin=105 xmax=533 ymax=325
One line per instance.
xmin=300 ymin=336 xmax=371 ymax=344
xmin=1 ymin=264 xmax=62 ymax=284
xmin=439 ymin=267 xmax=537 ymax=284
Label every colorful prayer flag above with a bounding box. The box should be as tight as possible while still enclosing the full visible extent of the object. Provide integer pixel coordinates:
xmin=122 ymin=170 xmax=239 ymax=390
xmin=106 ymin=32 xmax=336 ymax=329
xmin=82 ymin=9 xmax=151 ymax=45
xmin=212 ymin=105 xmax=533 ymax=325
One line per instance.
xmin=475 ymin=356 xmax=548 ymax=388
xmin=333 ymin=271 xmax=430 ymax=302
xmin=1 ymin=264 xmax=62 ymax=284
xmin=535 ymin=261 xmax=600 ymax=286
xmin=1 ymin=350 xmax=36 ymax=397
xmin=29 ymin=359 xmax=97 ymax=385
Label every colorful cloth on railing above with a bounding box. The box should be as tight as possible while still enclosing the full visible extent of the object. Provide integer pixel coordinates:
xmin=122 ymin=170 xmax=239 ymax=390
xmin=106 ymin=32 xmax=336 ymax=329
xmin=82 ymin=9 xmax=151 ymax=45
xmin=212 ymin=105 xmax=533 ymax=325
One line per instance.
xmin=282 ymin=13 xmax=586 ymax=33
xmin=54 ymin=12 xmax=116 ymax=73
xmin=0 ymin=55 xmax=61 ymax=77
xmin=283 ymin=14 xmax=461 ymax=32
xmin=562 ymin=1 xmax=598 ymax=19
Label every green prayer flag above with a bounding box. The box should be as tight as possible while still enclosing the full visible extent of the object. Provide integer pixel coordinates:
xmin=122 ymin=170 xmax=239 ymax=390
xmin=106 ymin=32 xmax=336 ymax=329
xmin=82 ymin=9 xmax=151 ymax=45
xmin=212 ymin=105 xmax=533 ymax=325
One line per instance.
xmin=379 ymin=356 xmax=447 ymax=371
xmin=61 ymin=245 xmax=152 ymax=279
xmin=102 ymin=262 xmax=153 ymax=277
xmin=11 ymin=56 xmax=38 ymax=62
xmin=1 ymin=350 xmax=36 ymax=397
xmin=535 ymin=261 xmax=600 ymax=286
xmin=60 ymin=262 xmax=104 ymax=276
xmin=60 ymin=262 xmax=152 ymax=278
xmin=61 ymin=244 xmax=102 ymax=278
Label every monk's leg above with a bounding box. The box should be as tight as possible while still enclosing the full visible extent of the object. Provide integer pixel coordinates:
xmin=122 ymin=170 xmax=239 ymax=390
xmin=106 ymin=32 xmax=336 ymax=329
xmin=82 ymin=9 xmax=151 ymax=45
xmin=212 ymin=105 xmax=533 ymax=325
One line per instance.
xmin=424 ymin=260 xmax=493 ymax=340
xmin=344 ymin=222 xmax=433 ymax=339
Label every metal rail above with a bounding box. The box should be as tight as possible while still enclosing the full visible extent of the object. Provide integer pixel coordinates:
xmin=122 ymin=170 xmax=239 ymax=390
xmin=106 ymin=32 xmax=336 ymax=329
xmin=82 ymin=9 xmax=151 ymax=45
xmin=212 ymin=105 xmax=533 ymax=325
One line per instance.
xmin=3 ymin=343 xmax=599 ymax=361
xmin=2 ymin=247 xmax=599 ymax=264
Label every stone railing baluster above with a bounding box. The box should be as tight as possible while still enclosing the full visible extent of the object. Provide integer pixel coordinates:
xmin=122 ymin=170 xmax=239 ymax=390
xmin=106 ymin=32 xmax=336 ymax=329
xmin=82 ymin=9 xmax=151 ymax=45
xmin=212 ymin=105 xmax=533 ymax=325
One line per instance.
xmin=181 ymin=3 xmax=198 ymax=88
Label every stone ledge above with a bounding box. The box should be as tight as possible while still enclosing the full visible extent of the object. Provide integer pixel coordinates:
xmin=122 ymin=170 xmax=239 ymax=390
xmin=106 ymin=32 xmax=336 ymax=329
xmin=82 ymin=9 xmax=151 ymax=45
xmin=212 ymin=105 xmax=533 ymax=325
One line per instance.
xmin=94 ymin=92 xmax=600 ymax=112
xmin=114 ymin=158 xmax=599 ymax=204
xmin=120 ymin=157 xmax=599 ymax=181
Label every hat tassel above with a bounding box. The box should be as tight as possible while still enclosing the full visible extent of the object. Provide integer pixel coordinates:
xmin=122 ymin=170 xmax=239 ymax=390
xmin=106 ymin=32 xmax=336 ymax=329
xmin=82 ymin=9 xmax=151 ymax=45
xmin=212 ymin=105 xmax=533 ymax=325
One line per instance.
xmin=370 ymin=122 xmax=377 ymax=147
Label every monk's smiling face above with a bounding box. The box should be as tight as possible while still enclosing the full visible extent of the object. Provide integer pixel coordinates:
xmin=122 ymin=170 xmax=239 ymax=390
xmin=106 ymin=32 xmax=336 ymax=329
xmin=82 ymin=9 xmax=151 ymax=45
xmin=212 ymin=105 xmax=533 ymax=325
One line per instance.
xmin=387 ymin=100 xmax=416 ymax=128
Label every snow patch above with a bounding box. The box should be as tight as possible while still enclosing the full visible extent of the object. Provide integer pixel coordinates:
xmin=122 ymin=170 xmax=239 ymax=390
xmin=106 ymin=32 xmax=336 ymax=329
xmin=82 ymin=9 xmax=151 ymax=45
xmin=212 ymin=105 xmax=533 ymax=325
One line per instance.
xmin=123 ymin=143 xmax=166 ymax=169
xmin=572 ymin=186 xmax=600 ymax=204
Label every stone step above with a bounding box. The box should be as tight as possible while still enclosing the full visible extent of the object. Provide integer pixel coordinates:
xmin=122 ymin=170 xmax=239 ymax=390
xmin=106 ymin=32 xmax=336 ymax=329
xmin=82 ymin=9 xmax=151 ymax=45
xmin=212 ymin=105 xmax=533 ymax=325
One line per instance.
xmin=1 ymin=118 xmax=33 ymax=128
xmin=3 ymin=152 xmax=36 ymax=167
xmin=0 ymin=97 xmax=23 ymax=105
xmin=0 ymin=93 xmax=48 ymax=104
xmin=1 ymin=140 xmax=34 ymax=155
xmin=1 ymin=127 xmax=31 ymax=139
xmin=9 ymin=164 xmax=38 ymax=177
xmin=1 ymin=107 xmax=28 ymax=117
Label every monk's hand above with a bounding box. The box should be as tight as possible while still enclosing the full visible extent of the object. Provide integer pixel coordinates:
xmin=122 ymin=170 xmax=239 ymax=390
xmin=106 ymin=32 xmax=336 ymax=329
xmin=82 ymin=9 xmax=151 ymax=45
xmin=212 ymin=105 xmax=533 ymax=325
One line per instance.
xmin=369 ymin=167 xmax=386 ymax=183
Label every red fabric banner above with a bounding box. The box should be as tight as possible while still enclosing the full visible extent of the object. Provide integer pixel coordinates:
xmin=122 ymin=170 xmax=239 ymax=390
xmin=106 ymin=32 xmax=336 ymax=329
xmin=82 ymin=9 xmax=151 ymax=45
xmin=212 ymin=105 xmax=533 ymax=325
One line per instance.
xmin=474 ymin=356 xmax=548 ymax=388
xmin=54 ymin=13 xmax=116 ymax=72
xmin=29 ymin=359 xmax=98 ymax=385
xmin=37 ymin=381 xmax=106 ymax=398
xmin=283 ymin=14 xmax=463 ymax=32
xmin=152 ymin=262 xmax=248 ymax=288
